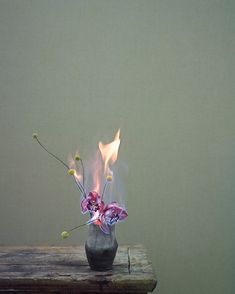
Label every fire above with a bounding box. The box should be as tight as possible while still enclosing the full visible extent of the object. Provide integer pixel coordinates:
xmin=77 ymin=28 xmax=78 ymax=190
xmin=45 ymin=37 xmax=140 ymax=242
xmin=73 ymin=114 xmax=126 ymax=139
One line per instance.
xmin=98 ymin=129 xmax=121 ymax=176
xmin=93 ymin=165 xmax=101 ymax=193
xmin=74 ymin=171 xmax=82 ymax=182
xmin=68 ymin=155 xmax=82 ymax=182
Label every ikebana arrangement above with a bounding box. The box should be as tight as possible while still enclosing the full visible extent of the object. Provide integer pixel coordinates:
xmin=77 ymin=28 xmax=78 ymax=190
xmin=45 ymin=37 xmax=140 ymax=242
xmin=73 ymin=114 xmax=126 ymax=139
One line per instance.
xmin=32 ymin=129 xmax=128 ymax=270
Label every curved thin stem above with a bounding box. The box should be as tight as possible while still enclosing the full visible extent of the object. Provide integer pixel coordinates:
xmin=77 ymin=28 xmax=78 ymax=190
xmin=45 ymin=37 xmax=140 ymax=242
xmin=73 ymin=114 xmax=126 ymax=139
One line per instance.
xmin=68 ymin=222 xmax=87 ymax=232
xmin=35 ymin=137 xmax=69 ymax=169
xmin=35 ymin=137 xmax=86 ymax=195
xmin=80 ymin=158 xmax=85 ymax=187
xmin=73 ymin=175 xmax=86 ymax=196
xmin=67 ymin=215 xmax=98 ymax=232
xmin=101 ymin=181 xmax=108 ymax=201
xmin=74 ymin=157 xmax=85 ymax=196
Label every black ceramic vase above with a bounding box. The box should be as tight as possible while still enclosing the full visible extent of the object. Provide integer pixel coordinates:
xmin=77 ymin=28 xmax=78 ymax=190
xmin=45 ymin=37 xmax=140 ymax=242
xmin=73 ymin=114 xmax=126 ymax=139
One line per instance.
xmin=85 ymin=224 xmax=118 ymax=271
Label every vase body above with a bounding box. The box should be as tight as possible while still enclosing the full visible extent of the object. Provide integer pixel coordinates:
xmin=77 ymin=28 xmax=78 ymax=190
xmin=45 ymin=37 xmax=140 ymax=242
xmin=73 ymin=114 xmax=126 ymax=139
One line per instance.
xmin=85 ymin=224 xmax=118 ymax=271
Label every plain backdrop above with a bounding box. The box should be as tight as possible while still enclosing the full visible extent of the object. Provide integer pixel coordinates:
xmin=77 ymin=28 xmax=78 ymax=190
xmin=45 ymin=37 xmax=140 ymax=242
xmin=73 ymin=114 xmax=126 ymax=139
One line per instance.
xmin=0 ymin=1 xmax=234 ymax=293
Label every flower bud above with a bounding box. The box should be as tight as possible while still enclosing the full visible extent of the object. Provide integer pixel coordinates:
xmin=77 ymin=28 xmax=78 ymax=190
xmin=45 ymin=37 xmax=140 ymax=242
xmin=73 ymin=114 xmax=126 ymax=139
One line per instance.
xmin=68 ymin=169 xmax=76 ymax=175
xmin=75 ymin=155 xmax=81 ymax=161
xmin=61 ymin=231 xmax=70 ymax=239
xmin=106 ymin=175 xmax=113 ymax=182
xmin=32 ymin=133 xmax=38 ymax=139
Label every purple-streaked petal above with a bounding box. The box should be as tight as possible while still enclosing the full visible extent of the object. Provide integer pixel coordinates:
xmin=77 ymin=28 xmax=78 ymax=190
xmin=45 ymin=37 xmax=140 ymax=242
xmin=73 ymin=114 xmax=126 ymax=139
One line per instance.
xmin=81 ymin=198 xmax=88 ymax=214
xmin=81 ymin=191 xmax=104 ymax=214
xmin=99 ymin=201 xmax=105 ymax=212
xmin=105 ymin=202 xmax=118 ymax=210
xmin=102 ymin=202 xmax=128 ymax=225
xmin=118 ymin=209 xmax=128 ymax=221
xmin=86 ymin=210 xmax=100 ymax=225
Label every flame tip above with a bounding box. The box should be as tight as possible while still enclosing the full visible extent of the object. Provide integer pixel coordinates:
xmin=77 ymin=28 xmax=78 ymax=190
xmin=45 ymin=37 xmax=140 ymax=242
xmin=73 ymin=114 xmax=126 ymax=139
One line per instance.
xmin=98 ymin=129 xmax=121 ymax=176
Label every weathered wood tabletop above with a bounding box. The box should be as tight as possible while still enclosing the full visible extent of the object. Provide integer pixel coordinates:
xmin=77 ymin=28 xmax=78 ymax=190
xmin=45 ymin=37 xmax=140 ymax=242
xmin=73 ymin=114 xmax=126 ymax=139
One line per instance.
xmin=0 ymin=245 xmax=157 ymax=293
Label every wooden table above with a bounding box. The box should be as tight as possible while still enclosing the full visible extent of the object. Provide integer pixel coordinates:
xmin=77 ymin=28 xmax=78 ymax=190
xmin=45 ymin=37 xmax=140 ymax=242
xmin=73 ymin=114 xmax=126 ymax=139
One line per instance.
xmin=0 ymin=245 xmax=157 ymax=293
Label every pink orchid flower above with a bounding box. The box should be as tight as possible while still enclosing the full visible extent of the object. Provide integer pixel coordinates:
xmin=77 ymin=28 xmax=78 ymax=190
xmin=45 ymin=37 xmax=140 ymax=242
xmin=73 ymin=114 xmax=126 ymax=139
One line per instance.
xmin=85 ymin=201 xmax=128 ymax=234
xmin=102 ymin=202 xmax=128 ymax=225
xmin=97 ymin=202 xmax=128 ymax=234
xmin=81 ymin=191 xmax=105 ymax=214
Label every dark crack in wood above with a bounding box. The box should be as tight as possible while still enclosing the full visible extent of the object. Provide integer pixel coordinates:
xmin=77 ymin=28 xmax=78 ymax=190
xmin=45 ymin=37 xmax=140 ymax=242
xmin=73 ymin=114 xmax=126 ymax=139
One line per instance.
xmin=0 ymin=245 xmax=157 ymax=293
xmin=127 ymin=247 xmax=131 ymax=274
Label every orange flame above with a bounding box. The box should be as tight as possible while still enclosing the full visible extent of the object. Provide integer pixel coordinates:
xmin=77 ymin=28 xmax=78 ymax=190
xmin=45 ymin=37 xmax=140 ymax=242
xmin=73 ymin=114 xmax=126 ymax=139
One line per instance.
xmin=68 ymin=155 xmax=82 ymax=182
xmin=74 ymin=171 xmax=82 ymax=182
xmin=93 ymin=165 xmax=101 ymax=193
xmin=98 ymin=129 xmax=121 ymax=176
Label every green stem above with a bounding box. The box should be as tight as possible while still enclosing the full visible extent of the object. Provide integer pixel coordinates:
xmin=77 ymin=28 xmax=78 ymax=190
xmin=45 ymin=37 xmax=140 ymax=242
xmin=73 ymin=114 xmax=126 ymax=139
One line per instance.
xmin=80 ymin=158 xmax=85 ymax=187
xmin=68 ymin=222 xmax=87 ymax=232
xmin=101 ymin=181 xmax=108 ymax=201
xmin=35 ymin=137 xmax=86 ymax=195
xmin=35 ymin=137 xmax=69 ymax=169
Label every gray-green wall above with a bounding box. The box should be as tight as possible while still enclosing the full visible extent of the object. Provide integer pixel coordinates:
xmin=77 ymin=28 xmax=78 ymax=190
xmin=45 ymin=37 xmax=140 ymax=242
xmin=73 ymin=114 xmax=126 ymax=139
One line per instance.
xmin=0 ymin=1 xmax=234 ymax=293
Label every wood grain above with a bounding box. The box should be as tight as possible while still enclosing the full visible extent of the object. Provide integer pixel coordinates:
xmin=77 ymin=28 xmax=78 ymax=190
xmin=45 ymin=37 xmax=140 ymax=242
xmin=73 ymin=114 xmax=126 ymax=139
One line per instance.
xmin=0 ymin=245 xmax=157 ymax=293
